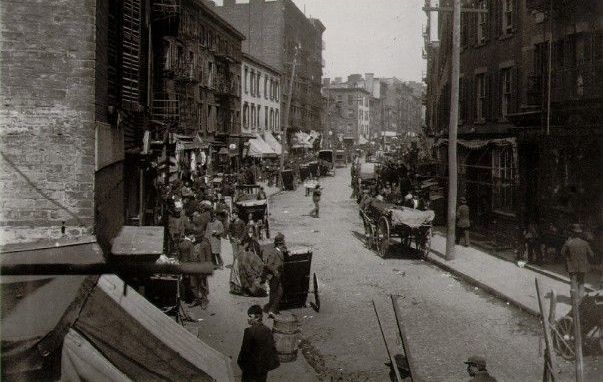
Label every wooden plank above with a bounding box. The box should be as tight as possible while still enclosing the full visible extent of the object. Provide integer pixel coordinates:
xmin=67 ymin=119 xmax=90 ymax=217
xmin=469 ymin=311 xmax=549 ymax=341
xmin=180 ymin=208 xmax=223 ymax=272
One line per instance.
xmin=391 ymin=295 xmax=417 ymax=381
xmin=535 ymin=278 xmax=557 ymax=381
xmin=372 ymin=300 xmax=403 ymax=382
xmin=111 ymin=226 xmax=164 ymax=256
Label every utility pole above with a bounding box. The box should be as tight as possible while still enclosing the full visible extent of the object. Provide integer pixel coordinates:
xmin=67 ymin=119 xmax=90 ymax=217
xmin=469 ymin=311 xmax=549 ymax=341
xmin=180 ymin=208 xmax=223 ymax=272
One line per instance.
xmin=445 ymin=0 xmax=461 ymax=260
xmin=423 ymin=0 xmax=487 ymax=260
xmin=279 ymin=45 xmax=299 ymax=189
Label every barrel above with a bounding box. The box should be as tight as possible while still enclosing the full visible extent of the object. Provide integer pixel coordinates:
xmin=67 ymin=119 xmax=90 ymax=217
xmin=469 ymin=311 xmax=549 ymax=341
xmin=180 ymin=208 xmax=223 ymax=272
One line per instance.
xmin=272 ymin=312 xmax=300 ymax=362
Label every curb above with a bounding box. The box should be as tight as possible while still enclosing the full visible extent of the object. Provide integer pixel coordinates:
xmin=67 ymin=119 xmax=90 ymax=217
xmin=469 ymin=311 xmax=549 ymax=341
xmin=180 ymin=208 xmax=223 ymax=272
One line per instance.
xmin=430 ymin=234 xmax=597 ymax=293
xmin=424 ymin=247 xmax=541 ymax=317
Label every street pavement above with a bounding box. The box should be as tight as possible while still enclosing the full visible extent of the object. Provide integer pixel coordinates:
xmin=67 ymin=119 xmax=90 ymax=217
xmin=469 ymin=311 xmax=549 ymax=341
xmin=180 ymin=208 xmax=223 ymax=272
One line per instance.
xmin=184 ymin=167 xmax=600 ymax=381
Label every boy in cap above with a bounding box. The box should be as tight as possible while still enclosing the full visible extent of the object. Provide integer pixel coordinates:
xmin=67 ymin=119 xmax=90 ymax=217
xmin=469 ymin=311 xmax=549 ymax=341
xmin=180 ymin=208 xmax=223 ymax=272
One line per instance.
xmin=237 ymin=305 xmax=280 ymax=382
xmin=465 ymin=355 xmax=496 ymax=381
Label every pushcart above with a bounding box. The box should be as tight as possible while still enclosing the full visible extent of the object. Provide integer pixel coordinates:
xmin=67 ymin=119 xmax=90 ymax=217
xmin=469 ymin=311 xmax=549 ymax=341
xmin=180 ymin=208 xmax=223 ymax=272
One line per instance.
xmin=280 ymin=246 xmax=320 ymax=312
xmin=361 ymin=200 xmax=434 ymax=258
xmin=234 ymin=185 xmax=270 ymax=239
xmin=551 ymin=291 xmax=603 ymax=360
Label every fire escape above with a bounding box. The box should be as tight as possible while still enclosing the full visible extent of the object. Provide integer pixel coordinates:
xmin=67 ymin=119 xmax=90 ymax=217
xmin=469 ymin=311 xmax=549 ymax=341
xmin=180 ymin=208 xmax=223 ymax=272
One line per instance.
xmin=121 ymin=0 xmax=142 ymax=110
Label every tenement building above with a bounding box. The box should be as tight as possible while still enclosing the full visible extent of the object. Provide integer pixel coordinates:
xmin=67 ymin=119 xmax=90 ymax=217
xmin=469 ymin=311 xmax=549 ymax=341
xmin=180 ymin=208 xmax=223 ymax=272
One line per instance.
xmin=425 ymin=0 xmax=602 ymax=246
xmin=241 ymin=53 xmax=281 ymax=135
xmin=215 ymin=0 xmax=325 ymax=141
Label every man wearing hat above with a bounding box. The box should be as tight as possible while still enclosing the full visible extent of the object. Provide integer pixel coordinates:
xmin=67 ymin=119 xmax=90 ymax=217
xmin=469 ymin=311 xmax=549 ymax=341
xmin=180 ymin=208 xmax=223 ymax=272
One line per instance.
xmin=237 ymin=305 xmax=280 ymax=382
xmin=263 ymin=233 xmax=287 ymax=317
xmin=456 ymin=197 xmax=471 ymax=246
xmin=464 ymin=355 xmax=497 ymax=381
xmin=561 ymin=223 xmax=594 ymax=300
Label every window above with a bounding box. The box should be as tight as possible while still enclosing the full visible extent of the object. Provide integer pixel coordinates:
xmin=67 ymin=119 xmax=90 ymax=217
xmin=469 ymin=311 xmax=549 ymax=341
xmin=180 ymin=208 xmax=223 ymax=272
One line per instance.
xmin=476 ymin=73 xmax=486 ymax=122
xmin=257 ymin=105 xmax=261 ymax=127
xmin=275 ymin=81 xmax=279 ymax=101
xmin=458 ymin=77 xmax=465 ymax=122
xmin=244 ymin=66 xmax=248 ymax=94
xmin=208 ymin=62 xmax=214 ymax=88
xmin=243 ymin=102 xmax=248 ymax=128
xmin=477 ymin=0 xmax=488 ymax=44
xmin=501 ymin=67 xmax=512 ymax=118
xmin=264 ymin=77 xmax=268 ymax=99
xmin=250 ymin=70 xmax=255 ymax=96
xmin=348 ymin=95 xmax=353 ymax=105
xmin=270 ymin=109 xmax=274 ymax=130
xmin=269 ymin=79 xmax=274 ymax=100
xmin=492 ymin=146 xmax=515 ymax=213
xmin=359 ymin=110 xmax=363 ymax=121
xmin=256 ymin=73 xmax=261 ymax=98
xmin=251 ymin=103 xmax=255 ymax=129
xmin=502 ymin=0 xmax=514 ymax=34
xmin=265 ymin=106 xmax=268 ymax=129
xmin=275 ymin=110 xmax=279 ymax=130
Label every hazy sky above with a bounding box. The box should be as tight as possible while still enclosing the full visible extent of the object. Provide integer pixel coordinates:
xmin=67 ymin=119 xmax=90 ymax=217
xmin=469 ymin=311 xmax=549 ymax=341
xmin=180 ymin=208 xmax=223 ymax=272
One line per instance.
xmin=215 ymin=0 xmax=427 ymax=82
xmin=293 ymin=0 xmax=427 ymax=82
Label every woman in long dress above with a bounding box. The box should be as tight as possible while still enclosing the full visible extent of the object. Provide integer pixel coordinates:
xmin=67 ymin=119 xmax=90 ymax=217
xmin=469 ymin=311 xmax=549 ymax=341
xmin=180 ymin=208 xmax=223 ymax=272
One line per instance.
xmin=233 ymin=227 xmax=266 ymax=296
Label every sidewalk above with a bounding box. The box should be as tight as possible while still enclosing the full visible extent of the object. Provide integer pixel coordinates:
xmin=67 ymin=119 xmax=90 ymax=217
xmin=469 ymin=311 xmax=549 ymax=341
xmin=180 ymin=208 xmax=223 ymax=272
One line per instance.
xmin=426 ymin=233 xmax=582 ymax=320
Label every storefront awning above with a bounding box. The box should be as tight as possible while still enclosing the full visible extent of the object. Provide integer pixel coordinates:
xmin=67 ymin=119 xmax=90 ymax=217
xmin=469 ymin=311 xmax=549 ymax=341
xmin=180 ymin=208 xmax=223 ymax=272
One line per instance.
xmin=358 ymin=136 xmax=369 ymax=145
xmin=174 ymin=134 xmax=205 ymax=151
xmin=248 ymin=134 xmax=277 ymax=158
xmin=434 ymin=137 xmax=516 ymax=149
xmin=263 ymin=131 xmax=282 ymax=155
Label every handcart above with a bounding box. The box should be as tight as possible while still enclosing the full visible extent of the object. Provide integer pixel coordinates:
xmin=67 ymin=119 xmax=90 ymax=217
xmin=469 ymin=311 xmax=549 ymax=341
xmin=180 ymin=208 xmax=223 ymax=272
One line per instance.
xmin=551 ymin=291 xmax=603 ymax=360
xmin=234 ymin=185 xmax=270 ymax=239
xmin=280 ymin=246 xmax=319 ymax=312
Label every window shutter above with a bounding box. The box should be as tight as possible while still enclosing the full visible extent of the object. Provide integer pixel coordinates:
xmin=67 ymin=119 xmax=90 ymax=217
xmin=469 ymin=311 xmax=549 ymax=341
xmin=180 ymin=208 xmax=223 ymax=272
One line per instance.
xmin=466 ymin=77 xmax=473 ymax=122
xmin=512 ymin=66 xmax=519 ymax=114
xmin=495 ymin=1 xmax=502 ymax=38
xmin=484 ymin=73 xmax=491 ymax=121
xmin=493 ymin=71 xmax=500 ymax=120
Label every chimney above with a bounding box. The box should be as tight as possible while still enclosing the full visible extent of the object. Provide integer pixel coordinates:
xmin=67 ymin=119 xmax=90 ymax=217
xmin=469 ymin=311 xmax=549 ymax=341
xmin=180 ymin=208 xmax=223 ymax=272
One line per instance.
xmin=223 ymin=0 xmax=235 ymax=6
xmin=334 ymin=77 xmax=342 ymax=84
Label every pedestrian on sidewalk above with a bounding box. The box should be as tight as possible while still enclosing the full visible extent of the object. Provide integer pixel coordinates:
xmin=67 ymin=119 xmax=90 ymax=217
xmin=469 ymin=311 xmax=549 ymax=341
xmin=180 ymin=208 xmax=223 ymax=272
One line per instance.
xmin=464 ymin=355 xmax=496 ymax=381
xmin=456 ymin=197 xmax=471 ymax=247
xmin=522 ymin=222 xmax=541 ymax=264
xmin=310 ymin=184 xmax=322 ymax=218
xmin=237 ymin=305 xmax=280 ymax=382
xmin=178 ymin=235 xmax=211 ymax=308
xmin=263 ymin=233 xmax=287 ymax=317
xmin=561 ymin=223 xmax=594 ymax=300
xmin=205 ymin=210 xmax=224 ymax=269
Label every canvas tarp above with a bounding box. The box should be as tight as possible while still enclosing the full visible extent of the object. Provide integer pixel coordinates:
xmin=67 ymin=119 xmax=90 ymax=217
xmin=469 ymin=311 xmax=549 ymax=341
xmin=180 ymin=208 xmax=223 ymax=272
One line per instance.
xmin=1 ymin=238 xmax=235 ymax=382
xmin=434 ymin=137 xmax=516 ymax=149
xmin=248 ymin=135 xmax=277 ymax=158
xmin=389 ymin=207 xmax=435 ymax=228
xmin=263 ymin=131 xmax=282 ymax=155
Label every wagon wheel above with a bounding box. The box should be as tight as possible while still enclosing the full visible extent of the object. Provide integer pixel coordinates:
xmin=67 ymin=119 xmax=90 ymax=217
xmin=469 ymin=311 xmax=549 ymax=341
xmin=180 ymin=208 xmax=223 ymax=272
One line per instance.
xmin=365 ymin=223 xmax=373 ymax=249
xmin=551 ymin=316 xmax=576 ymax=360
xmin=377 ymin=217 xmax=390 ymax=258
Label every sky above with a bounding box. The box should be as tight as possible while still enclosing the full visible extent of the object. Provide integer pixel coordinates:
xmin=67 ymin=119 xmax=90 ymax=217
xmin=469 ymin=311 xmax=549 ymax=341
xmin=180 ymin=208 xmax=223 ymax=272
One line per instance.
xmin=215 ymin=0 xmax=428 ymax=82
xmin=293 ymin=0 xmax=427 ymax=82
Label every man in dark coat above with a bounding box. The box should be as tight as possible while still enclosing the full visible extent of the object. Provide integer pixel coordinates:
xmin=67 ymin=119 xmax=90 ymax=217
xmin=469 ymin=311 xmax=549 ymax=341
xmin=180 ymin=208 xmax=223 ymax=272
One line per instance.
xmin=263 ymin=233 xmax=287 ymax=317
xmin=465 ymin=355 xmax=497 ymax=381
xmin=561 ymin=223 xmax=594 ymax=300
xmin=237 ymin=305 xmax=280 ymax=382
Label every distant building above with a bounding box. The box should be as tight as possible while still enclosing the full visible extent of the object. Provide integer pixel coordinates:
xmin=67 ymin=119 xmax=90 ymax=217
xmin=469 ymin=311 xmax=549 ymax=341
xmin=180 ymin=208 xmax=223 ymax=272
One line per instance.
xmin=241 ymin=54 xmax=281 ymax=134
xmin=327 ymin=87 xmax=371 ymax=144
xmin=215 ymin=0 xmax=325 ymax=141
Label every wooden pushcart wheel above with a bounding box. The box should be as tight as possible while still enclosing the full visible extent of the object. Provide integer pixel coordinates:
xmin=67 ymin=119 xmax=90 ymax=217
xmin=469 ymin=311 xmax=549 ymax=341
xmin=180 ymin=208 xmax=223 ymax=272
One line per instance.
xmin=378 ymin=217 xmax=390 ymax=258
xmin=552 ymin=316 xmax=576 ymax=360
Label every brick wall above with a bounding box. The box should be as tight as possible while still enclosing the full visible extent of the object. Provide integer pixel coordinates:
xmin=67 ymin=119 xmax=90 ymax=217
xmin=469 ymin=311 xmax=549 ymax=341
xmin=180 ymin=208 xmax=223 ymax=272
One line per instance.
xmin=0 ymin=0 xmax=98 ymax=244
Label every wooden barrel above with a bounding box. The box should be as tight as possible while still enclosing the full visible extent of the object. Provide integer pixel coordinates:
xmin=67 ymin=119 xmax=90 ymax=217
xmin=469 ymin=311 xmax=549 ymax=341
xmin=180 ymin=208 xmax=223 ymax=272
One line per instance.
xmin=272 ymin=312 xmax=300 ymax=362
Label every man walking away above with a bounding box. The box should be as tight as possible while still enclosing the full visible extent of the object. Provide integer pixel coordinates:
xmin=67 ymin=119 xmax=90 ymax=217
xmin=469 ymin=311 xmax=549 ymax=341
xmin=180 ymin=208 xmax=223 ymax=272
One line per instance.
xmin=456 ymin=197 xmax=471 ymax=246
xmin=205 ymin=210 xmax=224 ymax=269
xmin=561 ymin=223 xmax=594 ymax=301
xmin=464 ymin=355 xmax=497 ymax=381
xmin=237 ymin=305 xmax=280 ymax=382
xmin=310 ymin=184 xmax=322 ymax=218
xmin=263 ymin=233 xmax=287 ymax=317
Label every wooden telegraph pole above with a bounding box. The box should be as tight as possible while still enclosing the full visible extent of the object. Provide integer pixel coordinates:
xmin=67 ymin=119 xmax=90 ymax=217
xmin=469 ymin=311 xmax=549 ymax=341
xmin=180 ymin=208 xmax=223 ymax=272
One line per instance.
xmin=423 ymin=1 xmax=487 ymax=260
xmin=279 ymin=45 xmax=300 ymax=189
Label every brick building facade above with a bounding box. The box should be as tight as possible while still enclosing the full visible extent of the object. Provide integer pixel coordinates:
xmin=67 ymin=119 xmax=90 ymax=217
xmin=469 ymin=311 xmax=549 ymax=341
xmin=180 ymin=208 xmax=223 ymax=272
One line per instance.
xmin=0 ymin=0 xmax=121 ymax=247
xmin=215 ymin=0 xmax=325 ymax=140
xmin=425 ymin=0 xmax=602 ymax=245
